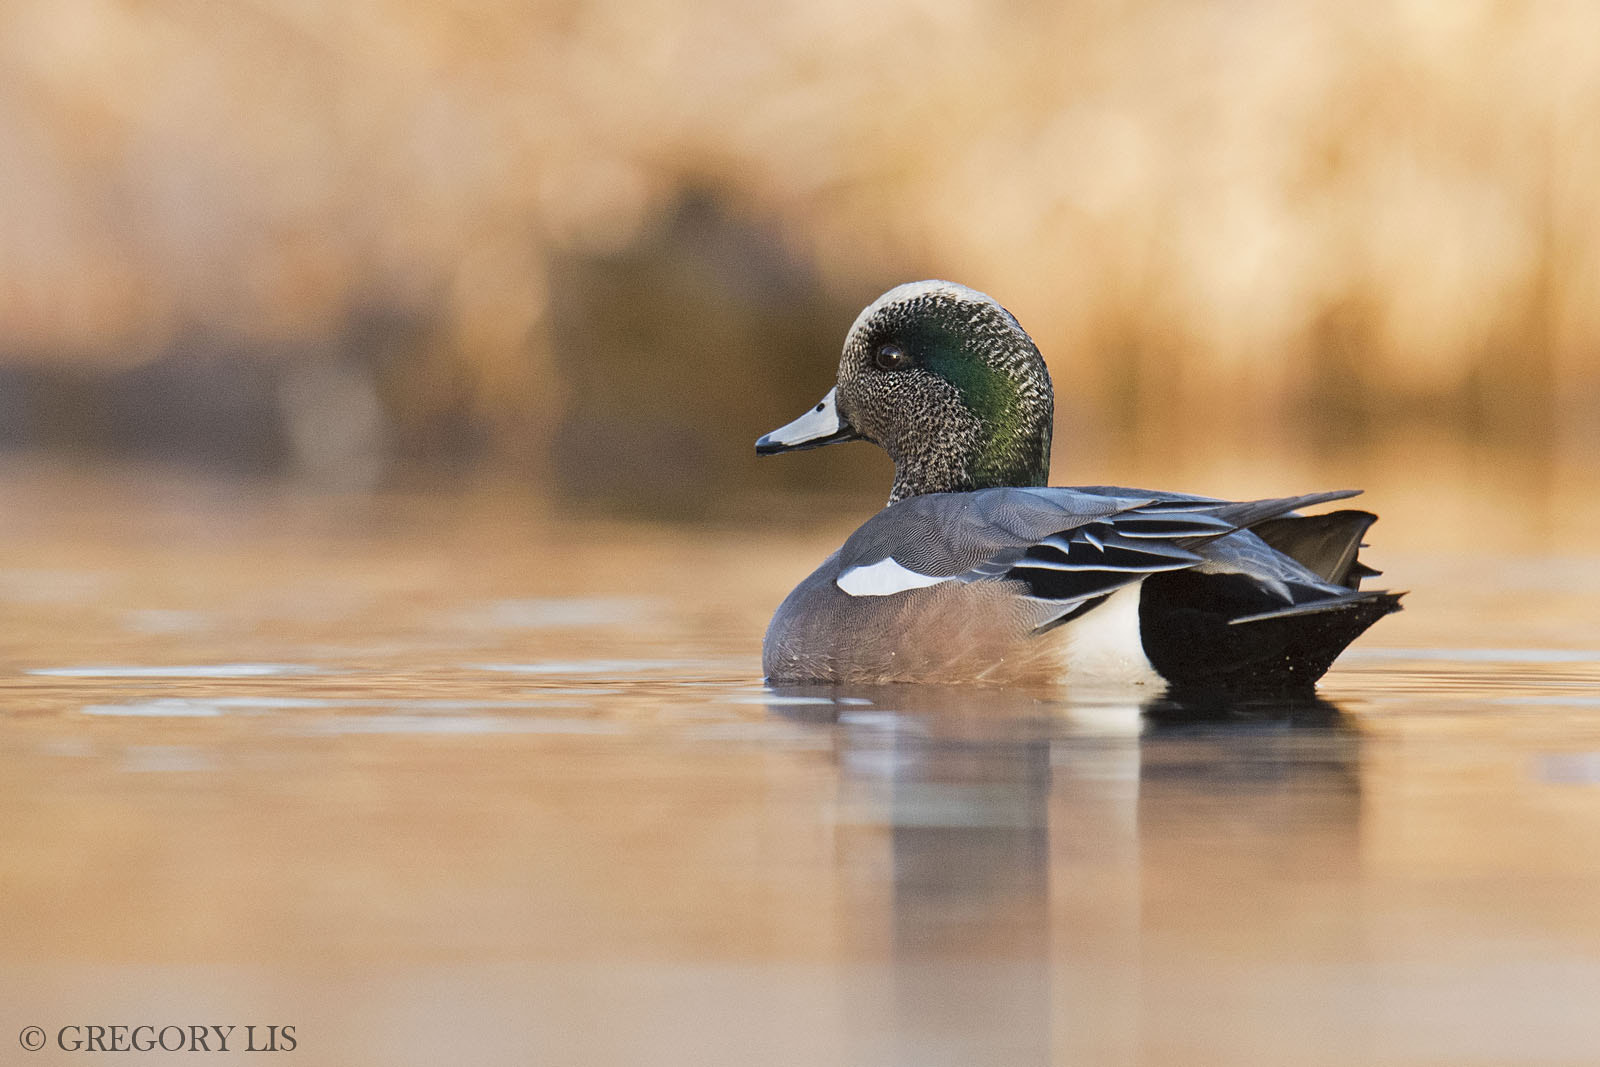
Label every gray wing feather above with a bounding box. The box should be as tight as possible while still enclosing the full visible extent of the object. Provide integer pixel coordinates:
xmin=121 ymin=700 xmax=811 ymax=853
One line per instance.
xmin=836 ymin=489 xmax=1135 ymax=577
xmin=833 ymin=487 xmax=1369 ymax=629
xmin=837 ymin=488 xmax=1362 ymax=577
xmin=1194 ymin=528 xmax=1368 ymax=608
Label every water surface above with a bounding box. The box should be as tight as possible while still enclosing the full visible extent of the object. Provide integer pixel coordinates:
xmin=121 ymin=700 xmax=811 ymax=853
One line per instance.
xmin=2 ymin=471 xmax=1599 ymax=1065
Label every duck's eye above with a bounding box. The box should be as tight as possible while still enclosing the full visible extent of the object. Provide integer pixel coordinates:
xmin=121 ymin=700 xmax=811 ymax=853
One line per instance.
xmin=874 ymin=343 xmax=910 ymax=371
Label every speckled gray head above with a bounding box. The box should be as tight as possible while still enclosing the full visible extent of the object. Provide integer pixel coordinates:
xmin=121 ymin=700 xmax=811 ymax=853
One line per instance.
xmin=757 ymin=280 xmax=1054 ymax=503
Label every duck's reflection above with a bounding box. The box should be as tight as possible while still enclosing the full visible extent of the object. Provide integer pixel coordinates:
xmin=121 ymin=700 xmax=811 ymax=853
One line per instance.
xmin=766 ymin=684 xmax=1361 ymax=1065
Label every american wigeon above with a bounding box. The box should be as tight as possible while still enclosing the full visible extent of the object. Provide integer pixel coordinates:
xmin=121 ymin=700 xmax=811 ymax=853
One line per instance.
xmin=756 ymin=281 xmax=1400 ymax=691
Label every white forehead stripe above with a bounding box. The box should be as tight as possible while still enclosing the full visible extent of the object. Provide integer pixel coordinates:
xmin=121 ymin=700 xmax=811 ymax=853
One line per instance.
xmin=845 ymin=280 xmax=1002 ymax=343
xmin=837 ymin=557 xmax=951 ymax=597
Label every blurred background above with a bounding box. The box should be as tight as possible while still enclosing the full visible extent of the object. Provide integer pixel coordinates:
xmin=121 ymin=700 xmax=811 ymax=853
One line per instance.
xmin=7 ymin=8 xmax=1600 ymax=1063
xmin=2 ymin=0 xmax=1598 ymax=539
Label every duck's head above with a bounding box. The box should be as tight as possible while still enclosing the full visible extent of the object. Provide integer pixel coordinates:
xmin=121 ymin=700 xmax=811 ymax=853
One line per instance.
xmin=756 ymin=280 xmax=1053 ymax=503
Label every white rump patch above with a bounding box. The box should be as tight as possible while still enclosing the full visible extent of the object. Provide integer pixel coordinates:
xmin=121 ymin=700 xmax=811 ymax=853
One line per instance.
xmin=837 ymin=557 xmax=951 ymax=597
xmin=1054 ymin=583 xmax=1162 ymax=686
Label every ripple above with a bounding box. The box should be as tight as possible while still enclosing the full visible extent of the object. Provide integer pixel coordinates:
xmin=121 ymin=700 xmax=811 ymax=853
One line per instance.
xmin=301 ymin=715 xmax=628 ymax=736
xmin=82 ymin=696 xmax=593 ymax=716
xmin=452 ymin=597 xmax=658 ymax=629
xmin=84 ymin=700 xmax=225 ymax=717
xmin=32 ymin=663 xmax=324 ymax=678
xmin=1346 ymin=648 xmax=1599 ymax=664
xmin=1535 ymin=752 xmax=1600 ymax=784
xmin=120 ymin=745 xmax=214 ymax=772
xmin=474 ymin=659 xmax=692 ymax=675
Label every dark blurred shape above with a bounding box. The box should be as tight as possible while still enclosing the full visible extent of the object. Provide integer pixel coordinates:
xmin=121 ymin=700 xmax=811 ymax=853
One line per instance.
xmin=0 ymin=332 xmax=289 ymax=475
xmin=546 ymin=187 xmax=892 ymax=516
xmin=0 ymin=185 xmax=895 ymax=502
xmin=0 ymin=304 xmax=484 ymax=486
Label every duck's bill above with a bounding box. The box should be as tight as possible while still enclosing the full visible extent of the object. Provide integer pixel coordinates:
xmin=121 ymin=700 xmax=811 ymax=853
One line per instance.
xmin=755 ymin=388 xmax=863 ymax=455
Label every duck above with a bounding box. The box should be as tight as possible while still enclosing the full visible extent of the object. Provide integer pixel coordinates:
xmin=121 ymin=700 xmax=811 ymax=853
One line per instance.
xmin=755 ymin=280 xmax=1401 ymax=692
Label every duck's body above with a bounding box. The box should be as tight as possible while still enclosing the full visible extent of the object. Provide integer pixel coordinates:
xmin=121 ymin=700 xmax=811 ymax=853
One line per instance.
xmin=757 ymin=282 xmax=1400 ymax=693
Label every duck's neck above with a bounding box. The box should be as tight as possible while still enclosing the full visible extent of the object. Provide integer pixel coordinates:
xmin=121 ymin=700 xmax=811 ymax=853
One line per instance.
xmin=886 ymin=418 xmax=1052 ymax=504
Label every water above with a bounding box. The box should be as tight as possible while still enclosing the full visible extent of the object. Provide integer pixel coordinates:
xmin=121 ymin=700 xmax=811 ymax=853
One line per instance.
xmin=3 ymin=470 xmax=1600 ymax=1065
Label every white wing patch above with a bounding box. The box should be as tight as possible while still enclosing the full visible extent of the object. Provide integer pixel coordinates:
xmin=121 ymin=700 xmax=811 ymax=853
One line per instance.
xmin=836 ymin=557 xmax=952 ymax=597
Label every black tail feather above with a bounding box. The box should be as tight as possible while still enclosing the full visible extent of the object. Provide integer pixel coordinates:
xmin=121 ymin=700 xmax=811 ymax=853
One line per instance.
xmin=1138 ymin=570 xmax=1403 ymax=696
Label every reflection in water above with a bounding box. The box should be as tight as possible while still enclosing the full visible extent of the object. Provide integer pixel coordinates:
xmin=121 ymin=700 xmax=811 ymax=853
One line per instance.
xmin=767 ymin=685 xmax=1360 ymax=1064
xmin=1135 ymin=704 xmax=1365 ymax=1064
